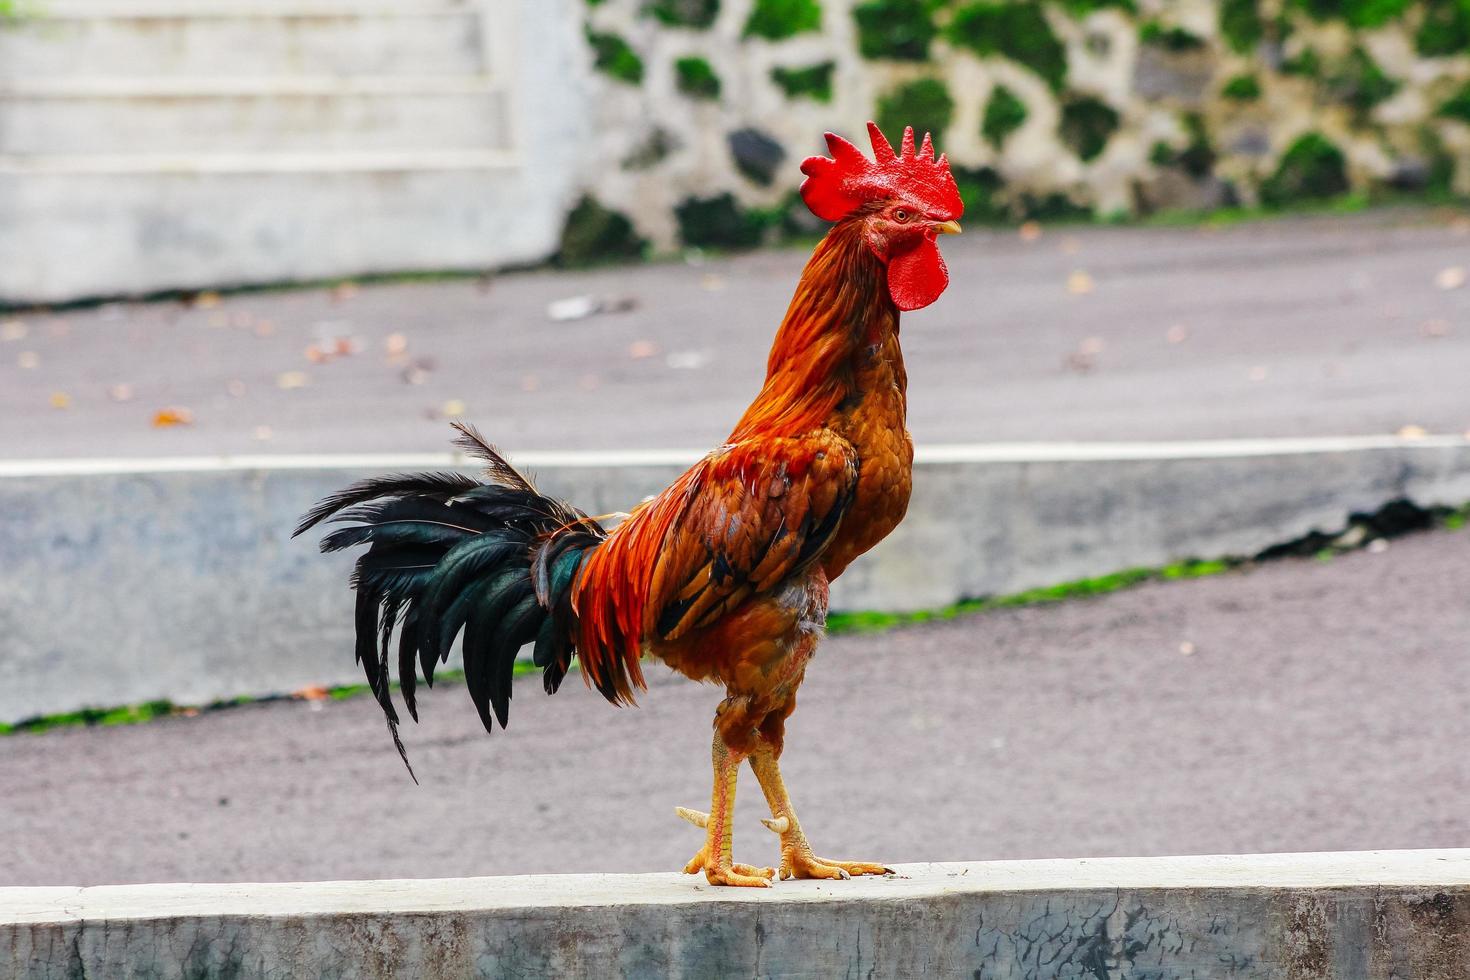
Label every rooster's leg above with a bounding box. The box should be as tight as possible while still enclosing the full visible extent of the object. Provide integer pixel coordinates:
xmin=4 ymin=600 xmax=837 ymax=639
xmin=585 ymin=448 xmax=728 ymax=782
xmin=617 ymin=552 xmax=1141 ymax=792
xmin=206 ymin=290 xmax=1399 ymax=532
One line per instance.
xmin=749 ymin=740 xmax=891 ymax=881
xmin=679 ymin=730 xmax=776 ymax=887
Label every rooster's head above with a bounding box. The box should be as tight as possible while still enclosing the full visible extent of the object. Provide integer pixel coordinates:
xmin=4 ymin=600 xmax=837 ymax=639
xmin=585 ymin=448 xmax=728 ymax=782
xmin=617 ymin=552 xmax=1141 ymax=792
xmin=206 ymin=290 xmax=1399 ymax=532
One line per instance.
xmin=798 ymin=121 xmax=963 ymax=312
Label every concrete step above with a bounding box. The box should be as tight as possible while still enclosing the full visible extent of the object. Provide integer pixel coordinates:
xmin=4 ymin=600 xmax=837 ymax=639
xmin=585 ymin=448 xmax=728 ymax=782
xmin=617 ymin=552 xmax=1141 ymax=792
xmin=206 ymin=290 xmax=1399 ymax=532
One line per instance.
xmin=5 ymin=852 xmax=1468 ymax=978
xmin=2 ymin=87 xmax=511 ymax=155
xmin=0 ymin=8 xmax=488 ymax=79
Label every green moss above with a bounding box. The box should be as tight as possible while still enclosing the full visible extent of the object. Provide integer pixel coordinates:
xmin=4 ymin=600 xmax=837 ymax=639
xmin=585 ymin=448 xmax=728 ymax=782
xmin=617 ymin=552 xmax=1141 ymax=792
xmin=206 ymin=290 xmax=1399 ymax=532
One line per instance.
xmin=827 ymin=558 xmax=1238 ymax=634
xmin=1222 ymin=73 xmax=1262 ymax=100
xmin=1325 ymin=47 xmax=1398 ymax=116
xmin=674 ymin=56 xmax=722 ymax=99
xmin=949 ymin=3 xmax=1068 ymax=92
xmin=1292 ymin=0 xmax=1410 ymax=27
xmin=1054 ymin=0 xmax=1136 ymax=15
xmin=1281 ymin=45 xmax=1321 ymax=78
xmin=557 ymin=195 xmax=648 ymax=266
xmin=1220 ymin=0 xmax=1263 ymax=53
xmin=1416 ymin=0 xmax=1470 ymax=57
xmin=770 ymin=61 xmax=835 ymax=101
xmin=982 ymin=84 xmax=1029 ymax=148
xmin=1059 ymin=95 xmax=1120 ymax=162
xmin=950 ymin=165 xmax=1008 ymax=222
xmin=853 ymin=0 xmax=938 ymax=60
xmin=1139 ymin=21 xmax=1206 ymax=51
xmin=1019 ymin=191 xmax=1093 ymax=222
xmin=1440 ymin=80 xmax=1470 ymax=122
xmin=743 ymin=0 xmax=822 ymax=39
xmin=1150 ymin=140 xmax=1175 ymax=166
xmin=876 ymin=77 xmax=956 ymax=143
xmin=644 ymin=0 xmax=719 ymax=27
xmin=1260 ymin=132 xmax=1349 ymax=207
xmin=1178 ymin=112 xmax=1216 ymax=177
xmin=676 ymin=193 xmax=766 ymax=248
xmin=586 ymin=29 xmax=644 ymax=85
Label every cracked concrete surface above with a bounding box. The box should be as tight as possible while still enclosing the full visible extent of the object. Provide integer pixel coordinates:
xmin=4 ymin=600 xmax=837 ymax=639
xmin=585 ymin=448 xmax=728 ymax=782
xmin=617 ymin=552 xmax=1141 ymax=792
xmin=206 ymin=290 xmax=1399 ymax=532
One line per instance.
xmin=1 ymin=526 xmax=1466 ymax=888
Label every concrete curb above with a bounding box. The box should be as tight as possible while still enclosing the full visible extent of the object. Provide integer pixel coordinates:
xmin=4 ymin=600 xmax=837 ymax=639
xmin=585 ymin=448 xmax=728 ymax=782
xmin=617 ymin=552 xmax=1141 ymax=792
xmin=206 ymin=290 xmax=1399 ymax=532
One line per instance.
xmin=4 ymin=849 xmax=1468 ymax=978
xmin=1 ymin=436 xmax=1467 ymax=722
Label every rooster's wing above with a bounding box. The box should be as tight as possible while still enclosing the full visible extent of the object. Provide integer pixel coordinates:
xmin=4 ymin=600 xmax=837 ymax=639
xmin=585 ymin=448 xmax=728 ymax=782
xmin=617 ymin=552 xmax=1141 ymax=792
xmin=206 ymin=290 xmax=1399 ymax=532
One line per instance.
xmin=648 ymin=431 xmax=859 ymax=641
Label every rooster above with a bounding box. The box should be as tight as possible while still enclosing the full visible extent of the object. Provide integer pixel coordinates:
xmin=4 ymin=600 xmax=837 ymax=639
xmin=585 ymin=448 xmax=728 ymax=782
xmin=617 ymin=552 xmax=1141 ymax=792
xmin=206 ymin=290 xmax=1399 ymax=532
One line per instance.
xmin=296 ymin=121 xmax=963 ymax=887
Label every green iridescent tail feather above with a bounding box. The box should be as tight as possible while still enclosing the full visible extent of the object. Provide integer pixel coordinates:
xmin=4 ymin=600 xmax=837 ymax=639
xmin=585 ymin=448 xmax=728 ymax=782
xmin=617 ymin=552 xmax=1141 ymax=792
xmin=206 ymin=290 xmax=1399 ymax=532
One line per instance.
xmin=293 ymin=423 xmax=606 ymax=778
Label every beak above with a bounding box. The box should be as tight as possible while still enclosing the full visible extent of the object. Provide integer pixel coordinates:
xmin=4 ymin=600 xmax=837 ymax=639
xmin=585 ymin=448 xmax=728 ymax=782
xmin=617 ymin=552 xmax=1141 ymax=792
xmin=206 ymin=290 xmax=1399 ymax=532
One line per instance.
xmin=934 ymin=220 xmax=962 ymax=236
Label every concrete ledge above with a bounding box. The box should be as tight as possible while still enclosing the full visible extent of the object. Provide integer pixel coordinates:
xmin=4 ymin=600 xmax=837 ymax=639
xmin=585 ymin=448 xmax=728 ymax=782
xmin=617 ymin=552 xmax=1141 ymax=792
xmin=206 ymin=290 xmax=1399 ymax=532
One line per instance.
xmin=1 ymin=437 xmax=1468 ymax=722
xmin=4 ymin=850 xmax=1468 ymax=978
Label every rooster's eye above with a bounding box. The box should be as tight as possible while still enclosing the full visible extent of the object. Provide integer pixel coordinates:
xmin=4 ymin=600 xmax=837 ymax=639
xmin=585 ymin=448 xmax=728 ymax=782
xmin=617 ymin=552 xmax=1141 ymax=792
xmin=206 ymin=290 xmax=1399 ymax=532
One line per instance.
xmin=893 ymin=209 xmax=910 ymax=222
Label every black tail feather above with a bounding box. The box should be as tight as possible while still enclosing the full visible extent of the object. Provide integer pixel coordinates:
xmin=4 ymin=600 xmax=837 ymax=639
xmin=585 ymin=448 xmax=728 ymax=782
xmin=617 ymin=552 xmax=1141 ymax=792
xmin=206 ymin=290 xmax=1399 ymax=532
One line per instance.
xmin=298 ymin=437 xmax=605 ymax=778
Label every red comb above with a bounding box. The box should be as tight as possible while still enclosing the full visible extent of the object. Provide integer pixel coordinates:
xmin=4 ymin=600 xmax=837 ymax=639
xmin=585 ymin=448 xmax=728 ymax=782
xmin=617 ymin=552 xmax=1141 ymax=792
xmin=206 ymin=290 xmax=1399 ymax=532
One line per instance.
xmin=799 ymin=121 xmax=962 ymax=223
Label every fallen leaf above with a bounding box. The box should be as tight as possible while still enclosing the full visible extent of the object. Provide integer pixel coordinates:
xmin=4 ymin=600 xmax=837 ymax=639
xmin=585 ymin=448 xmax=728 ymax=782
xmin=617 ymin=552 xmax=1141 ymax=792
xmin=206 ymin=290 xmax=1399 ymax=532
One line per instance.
xmin=276 ymin=371 xmax=309 ymax=390
xmin=294 ymin=685 xmax=330 ymax=701
xmin=1179 ymin=641 xmax=1196 ymax=656
xmin=0 ymin=320 xmax=27 ymax=342
xmin=1018 ymin=221 xmax=1042 ymax=243
xmin=1078 ymin=336 xmax=1105 ymax=355
xmin=108 ymin=383 xmax=134 ymax=402
xmin=1435 ymin=266 xmax=1466 ymax=290
xmin=442 ymin=399 xmax=467 ymax=417
xmin=152 ymin=407 xmax=194 ymax=427
xmin=330 ymin=282 xmax=359 ymax=302
xmin=1397 ymin=424 xmax=1428 ymax=439
xmin=385 ymin=333 xmax=409 ymax=355
xmin=1066 ymin=271 xmax=1094 ymax=295
xmin=17 ymin=351 xmax=39 ymax=369
xmin=1367 ymin=538 xmax=1390 ymax=554
xmin=629 ymin=340 xmax=660 ymax=359
xmin=192 ymin=291 xmax=221 ymax=309
xmin=305 ymin=344 xmax=328 ymax=364
xmin=49 ymin=391 xmax=71 ymax=409
xmin=1166 ymin=325 xmax=1189 ymax=344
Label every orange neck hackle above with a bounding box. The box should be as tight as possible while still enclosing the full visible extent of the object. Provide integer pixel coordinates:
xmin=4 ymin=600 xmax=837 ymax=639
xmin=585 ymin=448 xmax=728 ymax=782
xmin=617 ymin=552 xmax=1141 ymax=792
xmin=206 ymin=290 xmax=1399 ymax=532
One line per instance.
xmin=730 ymin=216 xmax=896 ymax=442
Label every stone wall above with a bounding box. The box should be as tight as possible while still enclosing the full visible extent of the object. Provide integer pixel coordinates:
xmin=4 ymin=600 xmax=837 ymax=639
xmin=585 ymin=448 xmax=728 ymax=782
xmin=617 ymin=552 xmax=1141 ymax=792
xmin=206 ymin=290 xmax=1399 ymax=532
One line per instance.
xmin=569 ymin=0 xmax=1470 ymax=256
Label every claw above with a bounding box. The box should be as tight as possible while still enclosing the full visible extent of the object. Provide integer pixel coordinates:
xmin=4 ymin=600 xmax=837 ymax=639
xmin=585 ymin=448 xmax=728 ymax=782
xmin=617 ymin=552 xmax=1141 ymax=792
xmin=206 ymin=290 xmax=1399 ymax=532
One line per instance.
xmin=761 ymin=815 xmax=790 ymax=835
xmin=676 ymin=807 xmax=709 ymax=828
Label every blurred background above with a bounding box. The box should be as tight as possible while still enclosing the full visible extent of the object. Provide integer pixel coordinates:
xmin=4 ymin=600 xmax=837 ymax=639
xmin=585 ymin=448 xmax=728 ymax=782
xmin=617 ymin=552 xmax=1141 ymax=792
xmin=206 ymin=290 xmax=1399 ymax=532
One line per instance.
xmin=0 ymin=0 xmax=1468 ymax=887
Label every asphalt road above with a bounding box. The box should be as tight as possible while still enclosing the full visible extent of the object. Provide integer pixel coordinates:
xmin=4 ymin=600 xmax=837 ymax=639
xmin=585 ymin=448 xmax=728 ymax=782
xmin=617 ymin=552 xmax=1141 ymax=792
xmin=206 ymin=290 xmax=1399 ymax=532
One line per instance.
xmin=4 ymin=526 xmax=1466 ymax=887
xmin=2 ymin=209 xmax=1468 ymax=459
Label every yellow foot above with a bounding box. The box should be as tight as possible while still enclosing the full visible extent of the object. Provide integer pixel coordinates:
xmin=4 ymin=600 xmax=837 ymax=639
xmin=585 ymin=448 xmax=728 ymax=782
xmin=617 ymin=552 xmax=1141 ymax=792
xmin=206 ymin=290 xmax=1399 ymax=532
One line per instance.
xmin=676 ymin=807 xmax=775 ymax=887
xmin=680 ymin=846 xmax=776 ymax=886
xmin=760 ymin=819 xmax=890 ymax=880
xmin=780 ymin=852 xmax=891 ymax=881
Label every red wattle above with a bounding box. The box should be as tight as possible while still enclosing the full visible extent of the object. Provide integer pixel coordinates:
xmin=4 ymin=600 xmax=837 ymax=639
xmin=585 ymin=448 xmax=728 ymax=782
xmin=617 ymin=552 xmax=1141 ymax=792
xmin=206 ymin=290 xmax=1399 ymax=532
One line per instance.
xmin=886 ymin=235 xmax=949 ymax=311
